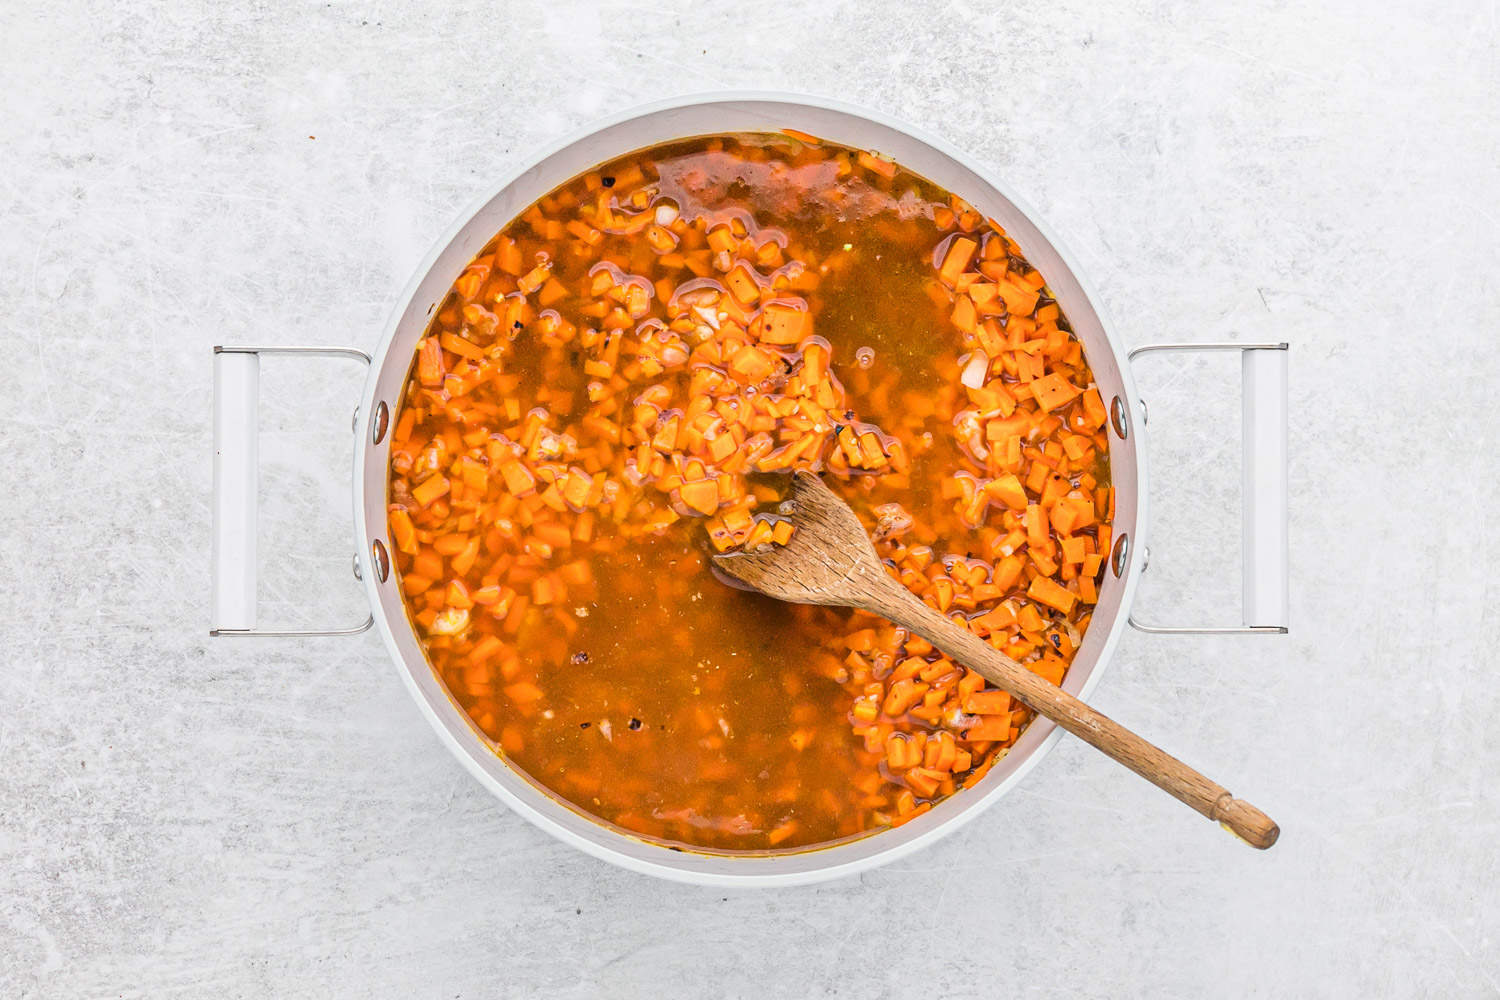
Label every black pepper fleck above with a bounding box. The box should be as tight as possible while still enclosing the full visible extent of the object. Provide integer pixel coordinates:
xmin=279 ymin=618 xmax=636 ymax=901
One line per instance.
xmin=601 ymin=176 xmax=615 ymax=187
xmin=628 ymin=717 xmax=643 ymax=731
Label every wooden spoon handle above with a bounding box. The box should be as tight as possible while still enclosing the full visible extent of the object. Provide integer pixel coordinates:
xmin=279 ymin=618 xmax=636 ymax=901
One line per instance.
xmin=866 ymin=580 xmax=1279 ymax=849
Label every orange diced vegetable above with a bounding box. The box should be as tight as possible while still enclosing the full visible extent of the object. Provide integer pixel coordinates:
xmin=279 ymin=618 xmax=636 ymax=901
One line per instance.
xmin=411 ymin=475 xmax=449 ymax=507
xmin=726 ymin=265 xmax=759 ymax=306
xmin=1027 ymin=575 xmax=1077 ymax=614
xmin=939 ymin=237 xmax=977 ymax=284
xmin=1031 ymin=373 xmax=1080 ymax=412
xmin=760 ymin=302 xmax=807 ymax=344
xmin=987 ymin=474 xmax=1028 ymax=511
xmin=417 ymin=338 xmax=445 ymax=387
xmin=679 ymin=479 xmax=719 ymax=516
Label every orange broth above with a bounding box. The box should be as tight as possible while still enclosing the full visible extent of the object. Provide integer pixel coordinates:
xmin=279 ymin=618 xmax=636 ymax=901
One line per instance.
xmin=386 ymin=133 xmax=1113 ymax=851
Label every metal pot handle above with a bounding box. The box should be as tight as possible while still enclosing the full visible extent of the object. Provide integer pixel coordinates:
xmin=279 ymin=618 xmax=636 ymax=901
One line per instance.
xmin=1125 ymin=342 xmax=1289 ymax=635
xmin=211 ymin=345 xmax=375 ymax=637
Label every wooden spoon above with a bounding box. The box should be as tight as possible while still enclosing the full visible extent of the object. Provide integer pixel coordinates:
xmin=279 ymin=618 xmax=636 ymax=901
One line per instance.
xmin=713 ymin=471 xmax=1279 ymax=849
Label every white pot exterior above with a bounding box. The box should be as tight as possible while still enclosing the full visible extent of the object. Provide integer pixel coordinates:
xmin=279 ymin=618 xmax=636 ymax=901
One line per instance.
xmin=351 ymin=93 xmax=1149 ymax=886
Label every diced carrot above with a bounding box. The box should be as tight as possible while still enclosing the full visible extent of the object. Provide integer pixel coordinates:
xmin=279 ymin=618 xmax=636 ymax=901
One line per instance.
xmin=992 ymin=555 xmax=1025 ymax=591
xmin=1012 ymin=605 xmax=1042 ymax=635
xmin=1024 ymin=503 xmax=1048 ymax=549
xmin=939 ymin=237 xmax=977 ymax=284
xmin=1079 ymin=575 xmax=1098 ymax=603
xmin=411 ymin=475 xmax=450 ymax=507
xmin=517 ymin=263 xmax=550 ymax=295
xmin=1067 ymin=497 xmax=1096 ymax=529
xmin=445 ymin=579 xmax=473 ymax=610
xmin=986 ymin=474 xmax=1028 ymax=511
xmin=883 ymin=678 xmax=929 ymax=716
xmin=1031 ymin=656 xmax=1067 ymax=686
xmin=760 ymin=302 xmax=807 ymax=344
xmin=1049 ymin=503 xmax=1078 ymax=536
xmin=417 ymin=338 xmax=445 ymax=387
xmin=857 ymin=150 xmax=897 ymax=178
xmin=389 ymin=507 xmax=418 ymax=555
xmin=936 ymin=734 xmax=960 ymax=771
xmin=904 ymin=767 xmax=943 ymax=798
xmin=469 ymin=584 xmax=503 ymax=608
xmin=1031 ymin=372 xmax=1081 ymax=412
xmin=726 ymin=265 xmax=759 ymax=306
xmin=1027 ymin=575 xmax=1077 ymax=614
xmin=1062 ymin=434 xmax=1091 ymax=462
xmin=885 ymin=733 xmax=917 ymax=770
xmin=411 ymin=551 xmax=443 ymax=581
xmin=1080 ymin=389 xmax=1108 ymax=429
xmin=705 ymin=432 xmax=735 ymax=464
xmin=891 ymin=656 xmax=925 ymax=683
xmin=930 ymin=577 xmax=954 ymax=612
xmin=531 ymin=575 xmax=560 ymax=606
xmin=728 ymin=345 xmax=776 ymax=382
xmin=504 ymin=681 xmax=544 ymax=703
xmin=963 ymin=716 xmax=1011 ymax=742
xmin=963 ymin=690 xmax=1012 ymax=716
xmin=440 ymin=332 xmax=486 ymax=361
xmin=495 ymin=239 xmax=523 ymax=276
xmin=450 ymin=536 xmax=481 ymax=576
xmin=558 ymin=559 xmax=592 ymax=587
xmin=743 ymin=519 xmax=775 ymax=549
xmin=678 ymin=479 xmax=719 ymax=516
xmin=500 ymin=462 xmax=536 ymax=497
xmin=952 ymin=294 xmax=977 ymax=333
xmin=469 ymin=635 xmax=504 ymax=665
xmin=996 ymin=279 xmax=1040 ymax=316
xmin=538 ymin=278 xmax=569 ymax=307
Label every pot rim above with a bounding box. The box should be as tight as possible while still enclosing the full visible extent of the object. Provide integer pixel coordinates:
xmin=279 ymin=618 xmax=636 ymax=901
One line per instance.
xmin=352 ymin=90 xmax=1149 ymax=886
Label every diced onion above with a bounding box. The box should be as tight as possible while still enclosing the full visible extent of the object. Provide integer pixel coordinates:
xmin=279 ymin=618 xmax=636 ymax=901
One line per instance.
xmin=693 ymin=305 xmax=721 ymax=330
xmin=960 ymin=352 xmax=988 ymax=389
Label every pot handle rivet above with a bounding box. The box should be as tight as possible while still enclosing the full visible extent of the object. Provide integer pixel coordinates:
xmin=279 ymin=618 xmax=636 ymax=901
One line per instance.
xmin=371 ymin=400 xmax=390 ymax=445
xmin=1110 ymin=533 xmax=1130 ymax=578
xmin=1110 ymin=396 xmax=1129 ymax=439
xmin=370 ymin=539 xmax=391 ymax=583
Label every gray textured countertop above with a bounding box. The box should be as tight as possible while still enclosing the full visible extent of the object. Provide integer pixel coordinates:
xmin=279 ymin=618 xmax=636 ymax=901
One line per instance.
xmin=3 ymin=1 xmax=1498 ymax=996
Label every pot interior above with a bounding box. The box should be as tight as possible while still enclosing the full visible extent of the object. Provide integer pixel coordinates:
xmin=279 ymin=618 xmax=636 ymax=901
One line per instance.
xmin=354 ymin=95 xmax=1144 ymax=885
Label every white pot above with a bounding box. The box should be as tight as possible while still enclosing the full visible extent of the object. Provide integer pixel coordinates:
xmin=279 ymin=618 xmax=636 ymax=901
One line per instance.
xmin=209 ymin=93 xmax=1289 ymax=886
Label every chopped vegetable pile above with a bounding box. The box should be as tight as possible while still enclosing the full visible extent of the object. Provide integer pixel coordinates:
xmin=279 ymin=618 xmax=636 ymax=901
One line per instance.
xmin=388 ymin=133 xmax=1113 ymax=851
